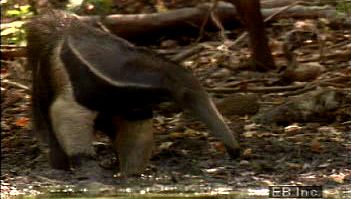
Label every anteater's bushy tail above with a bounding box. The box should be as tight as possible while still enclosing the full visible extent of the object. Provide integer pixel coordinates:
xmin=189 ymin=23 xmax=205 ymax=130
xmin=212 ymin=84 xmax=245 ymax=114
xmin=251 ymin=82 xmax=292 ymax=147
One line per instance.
xmin=25 ymin=10 xmax=77 ymax=71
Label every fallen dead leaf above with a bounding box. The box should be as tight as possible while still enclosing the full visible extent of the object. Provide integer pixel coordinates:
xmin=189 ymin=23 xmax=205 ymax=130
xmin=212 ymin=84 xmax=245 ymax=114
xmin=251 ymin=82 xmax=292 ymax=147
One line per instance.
xmin=243 ymin=131 xmax=257 ymax=138
xmin=169 ymin=132 xmax=183 ymax=138
xmin=284 ymin=124 xmax=302 ymax=134
xmin=286 ymin=162 xmax=302 ymax=169
xmin=239 ymin=160 xmax=250 ymax=166
xmin=242 ymin=148 xmax=253 ymax=157
xmin=310 ymin=138 xmax=323 ymax=153
xmin=329 ymin=173 xmax=346 ymax=184
xmin=203 ymin=166 xmax=226 ymax=174
xmin=317 ymin=163 xmax=330 ymax=168
xmin=14 ymin=117 xmax=29 ymax=128
xmin=211 ymin=141 xmax=226 ymax=153
xmin=159 ymin=142 xmax=173 ymax=151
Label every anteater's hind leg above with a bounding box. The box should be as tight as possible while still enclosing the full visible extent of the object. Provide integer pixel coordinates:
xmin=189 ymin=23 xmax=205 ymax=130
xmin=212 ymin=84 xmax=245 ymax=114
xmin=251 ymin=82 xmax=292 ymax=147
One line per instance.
xmin=111 ymin=117 xmax=154 ymax=176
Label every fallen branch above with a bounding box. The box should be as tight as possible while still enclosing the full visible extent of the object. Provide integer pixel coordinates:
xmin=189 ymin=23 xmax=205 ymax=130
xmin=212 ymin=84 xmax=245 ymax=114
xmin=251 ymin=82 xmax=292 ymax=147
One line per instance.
xmin=78 ymin=2 xmax=338 ymax=41
xmin=261 ymin=0 xmax=304 ymax=8
xmin=1 ymin=46 xmax=27 ymax=60
xmin=207 ymin=84 xmax=307 ymax=94
xmin=209 ymin=74 xmax=351 ymax=95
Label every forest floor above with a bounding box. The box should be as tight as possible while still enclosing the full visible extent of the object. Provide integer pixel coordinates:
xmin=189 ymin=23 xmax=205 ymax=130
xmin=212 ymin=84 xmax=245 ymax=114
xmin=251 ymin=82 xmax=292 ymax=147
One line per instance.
xmin=1 ymin=1 xmax=351 ymax=198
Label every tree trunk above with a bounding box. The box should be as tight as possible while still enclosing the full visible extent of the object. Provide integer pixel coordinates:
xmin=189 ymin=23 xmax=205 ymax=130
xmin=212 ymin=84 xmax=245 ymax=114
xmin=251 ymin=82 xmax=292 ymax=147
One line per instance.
xmin=230 ymin=0 xmax=276 ymax=71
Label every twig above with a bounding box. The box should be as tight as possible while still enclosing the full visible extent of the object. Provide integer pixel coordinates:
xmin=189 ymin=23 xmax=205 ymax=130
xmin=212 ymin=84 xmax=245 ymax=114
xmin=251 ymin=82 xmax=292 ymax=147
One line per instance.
xmin=216 ymin=78 xmax=269 ymax=88
xmin=96 ymin=21 xmax=112 ymax=33
xmin=263 ymin=1 xmax=303 ymax=23
xmin=207 ymin=84 xmax=306 ymax=94
xmin=2 ymin=79 xmax=30 ymax=91
xmin=210 ymin=1 xmax=227 ymax=41
xmin=196 ymin=0 xmax=219 ymax=42
xmin=171 ymin=45 xmax=205 ymax=62
xmin=314 ymin=75 xmax=351 ymax=88
xmin=319 ymin=82 xmax=348 ymax=88
xmin=280 ymin=84 xmax=316 ymax=96
xmin=171 ymin=41 xmax=223 ymax=62
xmin=325 ymin=40 xmax=350 ymax=50
xmin=320 ymin=75 xmax=351 ymax=84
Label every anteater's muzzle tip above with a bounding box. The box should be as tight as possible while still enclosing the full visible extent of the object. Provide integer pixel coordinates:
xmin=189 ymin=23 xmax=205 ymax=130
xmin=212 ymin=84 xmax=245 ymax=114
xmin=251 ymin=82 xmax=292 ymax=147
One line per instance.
xmin=226 ymin=145 xmax=241 ymax=159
